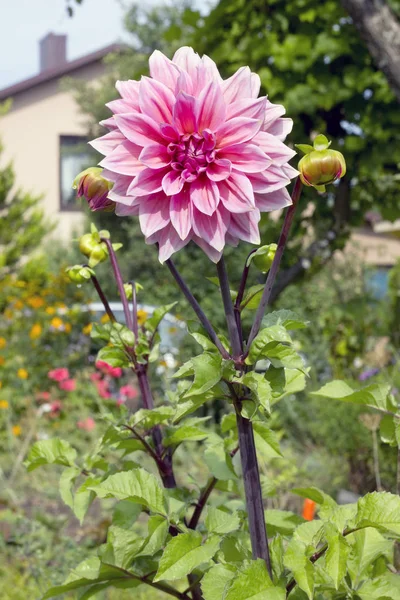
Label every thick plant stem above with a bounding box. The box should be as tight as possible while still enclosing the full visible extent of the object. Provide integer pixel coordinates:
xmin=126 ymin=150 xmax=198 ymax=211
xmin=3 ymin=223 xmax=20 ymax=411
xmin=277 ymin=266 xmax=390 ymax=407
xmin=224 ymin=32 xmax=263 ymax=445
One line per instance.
xmin=101 ymin=237 xmax=133 ymax=331
xmin=165 ymin=258 xmax=230 ymax=359
xmin=90 ymin=275 xmax=116 ymax=322
xmin=217 ymin=257 xmax=272 ymax=578
xmin=247 ymin=178 xmax=303 ymax=349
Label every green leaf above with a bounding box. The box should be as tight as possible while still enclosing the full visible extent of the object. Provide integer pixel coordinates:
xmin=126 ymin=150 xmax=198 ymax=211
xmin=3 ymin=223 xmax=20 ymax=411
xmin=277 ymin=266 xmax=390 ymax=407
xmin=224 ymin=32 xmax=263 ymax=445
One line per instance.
xmin=112 ymin=500 xmax=143 ymax=528
xmin=146 ymin=302 xmax=177 ymax=333
xmin=204 ymin=443 xmax=237 ymax=481
xmin=136 ymin=515 xmax=169 ymax=557
xmin=324 ymin=532 xmax=349 ymax=589
xmin=353 ymin=491 xmax=400 ymax=535
xmin=312 ymin=381 xmax=392 ymax=412
xmin=240 ymin=284 xmax=265 ymax=310
xmin=313 ymin=134 xmax=331 ymax=150
xmin=164 ymin=418 xmax=210 ymax=447
xmin=74 ymin=478 xmax=97 ymax=524
xmin=284 ymin=539 xmax=314 ymax=599
xmin=292 ymin=486 xmax=337 ymax=508
xmin=25 ymin=438 xmax=77 ymax=471
xmin=102 ymin=526 xmax=145 ymax=569
xmin=91 ymin=322 xmax=111 ymax=343
xmin=380 ymin=415 xmax=397 ymax=446
xmin=347 ymin=528 xmax=393 ymax=584
xmin=224 ymin=559 xmax=285 ymax=600
xmin=59 ymin=466 xmax=80 ymax=510
xmin=357 ymin=573 xmax=400 ymax=599
xmin=182 ymin=353 xmax=223 ymax=398
xmin=205 ymin=507 xmax=240 ymax=535
xmin=201 ymin=564 xmax=236 ymax=600
xmin=242 ymin=372 xmax=273 ymax=415
xmin=295 ymin=143 xmax=314 ymax=155
xmin=188 ymin=321 xmax=220 ymax=353
xmin=154 ymin=531 xmax=220 ymax=582
xmin=88 ymin=469 xmax=167 ymax=515
xmin=130 ymin=406 xmax=174 ymax=430
xmin=264 ymin=509 xmax=304 ymax=537
xmin=108 ymin=322 xmax=135 ymax=347
xmin=96 ymin=346 xmax=130 ymax=368
xmin=246 ymin=326 xmax=292 ymax=364
xmin=263 ymin=342 xmax=305 ymax=371
xmin=262 ymin=310 xmax=308 ymax=330
xmin=252 ymin=422 xmax=282 ymax=458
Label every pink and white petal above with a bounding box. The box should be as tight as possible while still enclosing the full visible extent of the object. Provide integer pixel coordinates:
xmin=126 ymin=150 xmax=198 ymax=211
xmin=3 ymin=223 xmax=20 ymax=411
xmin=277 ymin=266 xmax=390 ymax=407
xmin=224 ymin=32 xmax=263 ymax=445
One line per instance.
xmin=139 ymin=77 xmax=175 ymax=123
xmin=148 ymin=223 xmax=191 ymax=263
xmin=173 ymin=92 xmax=197 ymax=134
xmin=263 ymin=101 xmax=286 ymax=129
xmin=229 ymin=209 xmax=261 ymax=245
xmin=190 ymin=176 xmax=220 ymax=215
xmin=172 ymin=47 xmax=202 ymax=75
xmin=218 ymin=144 xmax=271 ymax=173
xmin=115 ymin=202 xmax=140 ymax=216
xmin=219 ymin=171 xmax=255 ymax=213
xmin=115 ymin=113 xmax=165 ymax=147
xmin=206 ymin=158 xmax=232 ymax=182
xmin=266 ymin=117 xmax=293 ymax=141
xmin=149 ymin=50 xmax=181 ymax=90
xmin=100 ymin=141 xmax=144 ymax=176
xmin=192 ymin=235 xmax=223 ymax=263
xmin=116 ymin=80 xmax=140 ymax=108
xmin=222 ymin=67 xmax=253 ymax=104
xmin=216 ymin=117 xmax=261 ymax=148
xmin=139 ymin=194 xmax=170 ymax=237
xmin=253 ymin=131 xmax=296 ymax=165
xmin=192 ymin=206 xmax=229 ymax=251
xmin=281 ymin=164 xmax=299 ymax=179
xmin=175 ymin=70 xmax=194 ymax=96
xmin=106 ymin=99 xmax=135 ymax=115
xmin=196 ymin=81 xmax=226 ymax=132
xmin=127 ymin=167 xmax=168 ymax=196
xmin=162 ymin=170 xmax=184 ymax=196
xmin=226 ymin=97 xmax=267 ymax=121
xmin=225 ymin=232 xmax=240 ymax=247
xmin=255 ymin=188 xmax=292 ymax=212
xmin=250 ymin=73 xmax=261 ymax=98
xmin=139 ymin=143 xmax=171 ymax=169
xmin=90 ymin=130 xmax=125 ymax=155
xmin=100 ymin=116 xmax=118 ymax=130
xmin=248 ymin=165 xmax=290 ymax=193
xmin=201 ymin=55 xmax=223 ymax=84
xmin=170 ymin=187 xmax=192 ymax=239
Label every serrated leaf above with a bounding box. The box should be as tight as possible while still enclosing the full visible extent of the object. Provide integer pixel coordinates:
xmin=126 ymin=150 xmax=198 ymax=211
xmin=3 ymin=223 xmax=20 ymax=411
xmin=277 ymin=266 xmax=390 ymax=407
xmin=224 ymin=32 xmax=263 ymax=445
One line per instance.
xmin=354 ymin=491 xmax=400 ymax=535
xmin=97 ymin=345 xmax=130 ymax=368
xmin=224 ymin=559 xmax=285 ymax=600
xmin=242 ymin=371 xmax=272 ymax=414
xmin=182 ymin=353 xmax=223 ymax=398
xmin=154 ymin=531 xmax=220 ymax=582
xmin=262 ymin=310 xmax=308 ymax=330
xmin=292 ymin=486 xmax=337 ymax=508
xmin=59 ymin=467 xmax=80 ymax=510
xmin=112 ymin=500 xmax=142 ymax=528
xmin=324 ymin=533 xmax=349 ymax=589
xmin=88 ymin=469 xmax=167 ymax=515
xmin=252 ymin=422 xmax=282 ymax=458
xmin=146 ymin=302 xmax=177 ymax=333
xmin=136 ymin=515 xmax=169 ymax=557
xmin=205 ymin=507 xmax=240 ymax=535
xmin=25 ymin=439 xmax=77 ymax=471
xmin=74 ymin=478 xmax=97 ymax=524
xmin=163 ymin=418 xmax=210 ymax=447
xmin=130 ymin=406 xmax=174 ymax=430
xmin=204 ymin=443 xmax=237 ymax=480
xmin=264 ymin=509 xmax=304 ymax=537
xmin=284 ymin=539 xmax=314 ymax=599
xmin=246 ymin=326 xmax=292 ymax=364
xmin=380 ymin=414 xmax=397 ymax=446
xmin=201 ymin=564 xmax=236 ymax=600
xmin=240 ymin=284 xmax=265 ymax=310
xmin=312 ymin=381 xmax=392 ymax=412
xmin=357 ymin=573 xmax=400 ymax=599
xmin=347 ymin=528 xmax=392 ymax=584
xmin=102 ymin=526 xmax=144 ymax=569
xmin=108 ymin=322 xmax=135 ymax=347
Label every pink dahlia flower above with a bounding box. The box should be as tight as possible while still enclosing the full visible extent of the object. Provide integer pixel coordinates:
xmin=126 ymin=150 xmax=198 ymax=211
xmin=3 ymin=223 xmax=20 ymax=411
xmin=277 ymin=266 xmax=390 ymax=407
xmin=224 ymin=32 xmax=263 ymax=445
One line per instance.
xmin=91 ymin=47 xmax=297 ymax=262
xmin=59 ymin=378 xmax=77 ymax=392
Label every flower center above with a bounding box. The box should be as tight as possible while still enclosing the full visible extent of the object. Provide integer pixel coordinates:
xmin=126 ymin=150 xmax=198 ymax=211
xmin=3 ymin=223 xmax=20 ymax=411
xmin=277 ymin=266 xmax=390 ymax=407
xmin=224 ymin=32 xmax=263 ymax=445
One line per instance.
xmin=168 ymin=131 xmax=216 ymax=182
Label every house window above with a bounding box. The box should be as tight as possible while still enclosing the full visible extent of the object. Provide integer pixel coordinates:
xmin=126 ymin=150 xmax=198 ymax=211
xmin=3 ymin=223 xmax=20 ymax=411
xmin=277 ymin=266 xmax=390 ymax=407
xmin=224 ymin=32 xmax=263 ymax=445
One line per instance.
xmin=59 ymin=135 xmax=91 ymax=210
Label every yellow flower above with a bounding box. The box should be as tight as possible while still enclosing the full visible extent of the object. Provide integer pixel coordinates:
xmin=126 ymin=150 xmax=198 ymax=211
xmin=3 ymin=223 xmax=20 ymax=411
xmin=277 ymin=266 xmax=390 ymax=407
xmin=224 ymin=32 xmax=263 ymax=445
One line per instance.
xmin=137 ymin=309 xmax=148 ymax=325
xmin=0 ymin=381 xmax=2 ymax=389
xmin=51 ymin=317 xmax=64 ymax=329
xmin=14 ymin=300 xmax=24 ymax=310
xmin=12 ymin=425 xmax=22 ymax=436
xmin=46 ymin=306 xmax=56 ymax=315
xmin=0 ymin=357 xmax=5 ymax=366
xmin=0 ymin=337 xmax=6 ymax=349
xmin=0 ymin=400 xmax=9 ymax=409
xmin=101 ymin=314 xmax=110 ymax=324
xmin=17 ymin=368 xmax=29 ymax=380
xmin=64 ymin=323 xmax=72 ymax=333
xmin=30 ymin=323 xmax=42 ymax=340
xmin=83 ymin=323 xmax=92 ymax=335
xmin=15 ymin=280 xmax=26 ymax=288
xmin=55 ymin=302 xmax=66 ymax=309
xmin=27 ymin=296 xmax=44 ymax=309
xmin=4 ymin=309 xmax=13 ymax=319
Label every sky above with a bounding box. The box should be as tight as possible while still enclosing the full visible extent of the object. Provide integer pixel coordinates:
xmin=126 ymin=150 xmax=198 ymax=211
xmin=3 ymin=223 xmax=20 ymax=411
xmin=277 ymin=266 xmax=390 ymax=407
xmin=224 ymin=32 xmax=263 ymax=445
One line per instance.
xmin=0 ymin=0 xmax=130 ymax=90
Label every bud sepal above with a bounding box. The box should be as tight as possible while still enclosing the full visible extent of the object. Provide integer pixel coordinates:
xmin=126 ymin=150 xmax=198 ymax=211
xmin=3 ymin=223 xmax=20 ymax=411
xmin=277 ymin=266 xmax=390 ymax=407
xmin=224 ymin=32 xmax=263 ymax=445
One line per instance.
xmin=296 ymin=135 xmax=346 ymax=192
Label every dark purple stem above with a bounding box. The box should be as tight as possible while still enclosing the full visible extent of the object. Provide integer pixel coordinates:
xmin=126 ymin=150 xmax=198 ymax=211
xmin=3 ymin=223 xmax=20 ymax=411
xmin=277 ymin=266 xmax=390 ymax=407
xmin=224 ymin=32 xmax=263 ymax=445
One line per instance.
xmin=247 ymin=178 xmax=303 ymax=350
xmin=234 ymin=249 xmax=258 ymax=341
xmin=216 ymin=257 xmax=272 ymax=578
xmin=90 ymin=274 xmax=116 ymax=322
xmin=165 ymin=258 xmax=230 ymax=359
xmin=101 ymin=237 xmax=133 ymax=332
xmin=130 ymin=280 xmax=139 ymax=339
xmin=189 ymin=478 xmax=217 ymax=530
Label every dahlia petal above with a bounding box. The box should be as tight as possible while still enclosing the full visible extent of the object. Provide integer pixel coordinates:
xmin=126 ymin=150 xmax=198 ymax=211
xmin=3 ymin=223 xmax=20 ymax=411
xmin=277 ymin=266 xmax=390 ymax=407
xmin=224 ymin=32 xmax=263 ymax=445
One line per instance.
xmin=196 ymin=81 xmax=226 ymax=131
xmin=222 ymin=66 xmax=253 ymax=104
xmin=172 ymin=46 xmax=202 ymax=75
xmin=99 ymin=117 xmax=117 ymax=130
xmin=173 ymin=92 xmax=197 ymax=134
xmin=192 ymin=235 xmax=223 ymax=263
xmin=190 ymin=176 xmax=220 ymax=215
xmin=250 ymin=73 xmax=261 ymax=98
xmin=100 ymin=141 xmax=144 ymax=176
xmin=255 ymin=188 xmax=293 ymax=211
xmin=127 ymin=167 xmax=167 ymax=196
xmin=175 ymin=70 xmax=194 ymax=96
xmin=206 ymin=158 xmax=232 ymax=182
xmin=219 ymin=171 xmax=255 ymax=213
xmin=162 ymin=170 xmax=184 ymax=196
xmin=216 ymin=117 xmax=261 ymax=148
xmin=170 ymin=188 xmax=192 ymax=239
xmin=281 ymin=164 xmax=300 ymax=179
xmin=192 ymin=206 xmax=229 ymax=251
xmin=148 ymin=224 xmax=190 ymax=263
xmin=116 ymin=80 xmax=140 ymax=103
xmin=226 ymin=97 xmax=267 ymax=121
xmin=253 ymin=131 xmax=296 ymax=165
xmin=229 ymin=209 xmax=261 ymax=245
xmin=115 ymin=113 xmax=165 ymax=147
xmin=90 ymin=130 xmax=125 ymax=155
xmin=115 ymin=202 xmax=140 ymax=216
xmin=266 ymin=117 xmax=293 ymax=141
xmin=201 ymin=55 xmax=223 ymax=84
xmin=218 ymin=144 xmax=271 ymax=173
xmin=263 ymin=102 xmax=286 ymax=129
xmin=248 ymin=165 xmax=290 ymax=193
xmin=106 ymin=99 xmax=134 ymax=114
xmin=139 ymin=143 xmax=171 ymax=169
xmin=108 ymin=175 xmax=139 ymax=205
xmin=149 ymin=50 xmax=181 ymax=90
xmin=139 ymin=76 xmax=175 ymax=123
xmin=139 ymin=194 xmax=170 ymax=237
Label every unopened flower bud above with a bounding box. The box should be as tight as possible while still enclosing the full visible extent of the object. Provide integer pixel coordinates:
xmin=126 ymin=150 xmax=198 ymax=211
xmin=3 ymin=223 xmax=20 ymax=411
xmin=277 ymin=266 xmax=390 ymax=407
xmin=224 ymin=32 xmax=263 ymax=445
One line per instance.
xmin=296 ymin=135 xmax=346 ymax=192
xmin=88 ymin=243 xmax=108 ymax=267
xmin=79 ymin=233 xmax=98 ymax=257
xmin=123 ymin=282 xmax=144 ymax=300
xmin=248 ymin=243 xmax=277 ymax=273
xmin=73 ymin=167 xmax=115 ymax=212
xmin=66 ymin=265 xmax=94 ymax=284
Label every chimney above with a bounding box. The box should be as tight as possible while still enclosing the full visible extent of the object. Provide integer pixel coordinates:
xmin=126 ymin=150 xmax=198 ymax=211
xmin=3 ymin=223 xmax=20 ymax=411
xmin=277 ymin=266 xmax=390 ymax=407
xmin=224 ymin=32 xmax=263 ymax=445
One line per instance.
xmin=39 ymin=33 xmax=67 ymax=72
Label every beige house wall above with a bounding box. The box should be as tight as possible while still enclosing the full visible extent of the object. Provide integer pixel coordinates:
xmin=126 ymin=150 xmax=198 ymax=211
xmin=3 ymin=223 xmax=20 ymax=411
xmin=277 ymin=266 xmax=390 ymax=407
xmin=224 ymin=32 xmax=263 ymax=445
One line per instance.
xmin=0 ymin=62 xmax=105 ymax=243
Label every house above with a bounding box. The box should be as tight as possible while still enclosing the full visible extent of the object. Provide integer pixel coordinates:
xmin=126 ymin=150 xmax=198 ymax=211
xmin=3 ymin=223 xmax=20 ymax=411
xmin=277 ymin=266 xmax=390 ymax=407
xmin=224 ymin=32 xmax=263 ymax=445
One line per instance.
xmin=0 ymin=33 xmax=122 ymax=241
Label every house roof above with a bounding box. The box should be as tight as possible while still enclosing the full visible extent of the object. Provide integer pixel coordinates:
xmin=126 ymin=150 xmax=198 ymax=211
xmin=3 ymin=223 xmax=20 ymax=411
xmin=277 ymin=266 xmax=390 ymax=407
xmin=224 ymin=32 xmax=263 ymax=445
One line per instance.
xmin=0 ymin=43 xmax=124 ymax=101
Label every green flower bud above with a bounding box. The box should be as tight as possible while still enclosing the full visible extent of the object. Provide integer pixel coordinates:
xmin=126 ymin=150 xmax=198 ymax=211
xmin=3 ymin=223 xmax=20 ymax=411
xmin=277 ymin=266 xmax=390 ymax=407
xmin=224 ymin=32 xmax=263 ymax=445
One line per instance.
xmin=73 ymin=167 xmax=115 ymax=212
xmin=248 ymin=244 xmax=277 ymax=272
xmin=123 ymin=282 xmax=144 ymax=300
xmin=66 ymin=265 xmax=94 ymax=284
xmin=79 ymin=233 xmax=98 ymax=257
xmin=296 ymin=135 xmax=346 ymax=192
xmin=88 ymin=243 xmax=108 ymax=267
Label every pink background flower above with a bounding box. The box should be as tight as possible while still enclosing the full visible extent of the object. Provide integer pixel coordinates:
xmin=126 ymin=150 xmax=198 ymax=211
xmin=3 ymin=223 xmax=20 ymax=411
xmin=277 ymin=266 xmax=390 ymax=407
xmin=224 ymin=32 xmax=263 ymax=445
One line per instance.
xmin=48 ymin=368 xmax=70 ymax=382
xmin=92 ymin=47 xmax=297 ymax=262
xmin=95 ymin=360 xmax=123 ymax=378
xmin=77 ymin=417 xmax=96 ymax=431
xmin=59 ymin=378 xmax=76 ymax=392
xmin=119 ymin=384 xmax=138 ymax=399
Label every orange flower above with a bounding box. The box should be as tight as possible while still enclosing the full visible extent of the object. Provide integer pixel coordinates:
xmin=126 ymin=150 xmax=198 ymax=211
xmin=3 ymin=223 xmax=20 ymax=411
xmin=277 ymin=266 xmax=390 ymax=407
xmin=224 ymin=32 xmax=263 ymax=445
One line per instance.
xmin=12 ymin=425 xmax=22 ymax=436
xmin=17 ymin=368 xmax=29 ymax=380
xmin=13 ymin=300 xmax=24 ymax=310
xmin=27 ymin=296 xmax=44 ymax=309
xmin=302 ymin=499 xmax=316 ymax=521
xmin=4 ymin=309 xmax=13 ymax=319
xmin=0 ymin=337 xmax=6 ymax=349
xmin=30 ymin=323 xmax=42 ymax=340
xmin=0 ymin=357 xmax=5 ymax=366
xmin=46 ymin=307 xmax=56 ymax=315
xmin=64 ymin=323 xmax=72 ymax=333
xmin=0 ymin=400 xmax=9 ymax=409
xmin=51 ymin=317 xmax=64 ymax=329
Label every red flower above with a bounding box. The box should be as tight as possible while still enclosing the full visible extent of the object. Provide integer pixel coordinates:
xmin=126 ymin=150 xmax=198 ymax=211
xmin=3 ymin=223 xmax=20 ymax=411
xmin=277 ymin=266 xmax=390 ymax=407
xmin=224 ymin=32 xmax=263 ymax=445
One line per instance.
xmin=37 ymin=391 xmax=51 ymax=401
xmin=95 ymin=360 xmax=123 ymax=378
xmin=48 ymin=368 xmax=70 ymax=382
xmin=77 ymin=417 xmax=96 ymax=431
xmin=50 ymin=400 xmax=62 ymax=414
xmin=96 ymin=379 xmax=112 ymax=399
xmin=59 ymin=378 xmax=76 ymax=392
xmin=119 ymin=385 xmax=138 ymax=399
